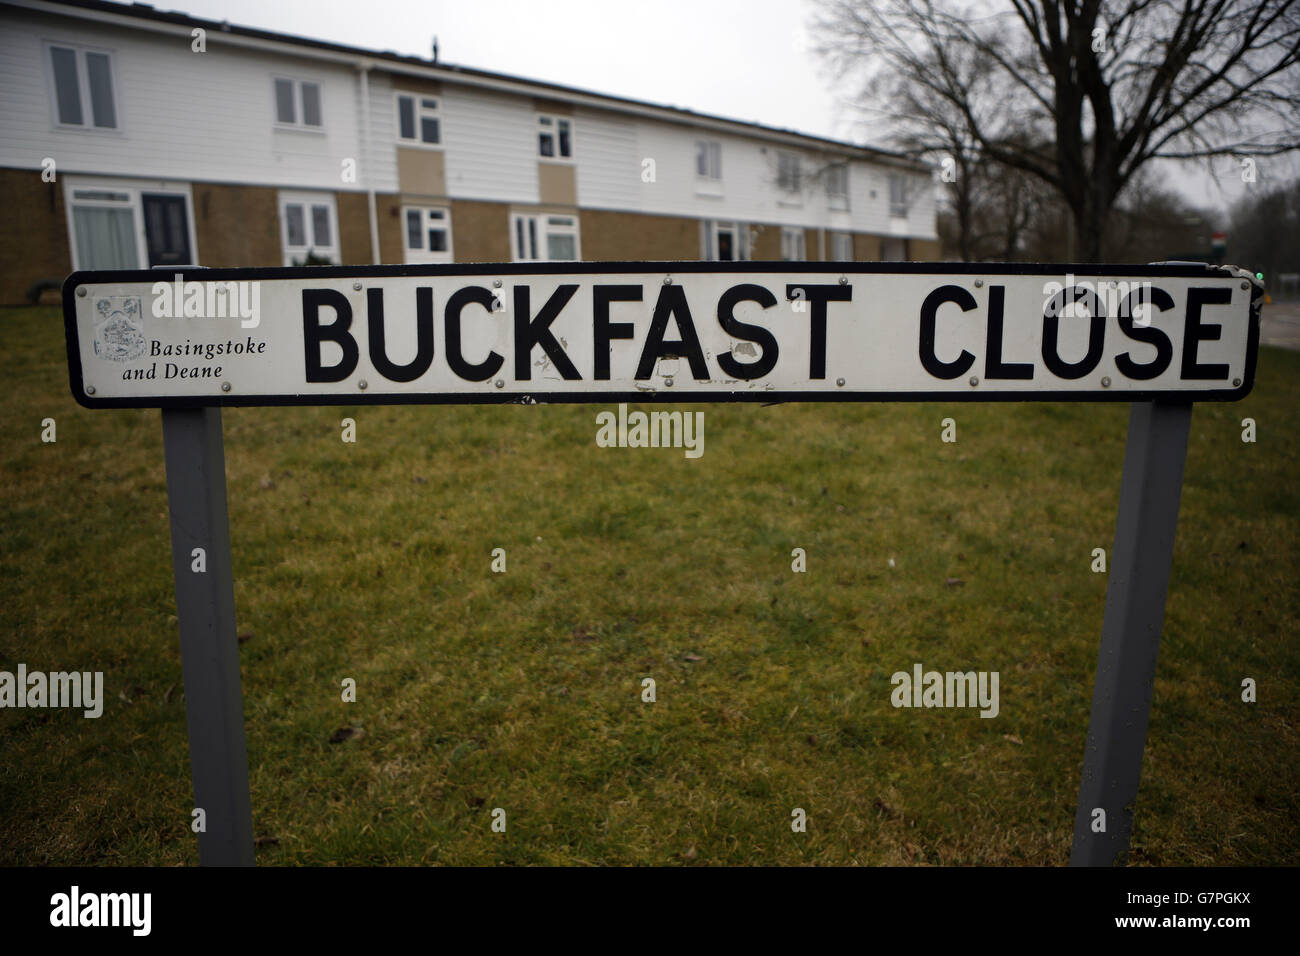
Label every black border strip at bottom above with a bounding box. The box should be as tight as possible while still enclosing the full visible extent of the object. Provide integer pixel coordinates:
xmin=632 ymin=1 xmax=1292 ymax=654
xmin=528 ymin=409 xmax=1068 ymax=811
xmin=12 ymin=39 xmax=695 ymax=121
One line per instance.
xmin=4 ymin=864 xmax=1282 ymax=941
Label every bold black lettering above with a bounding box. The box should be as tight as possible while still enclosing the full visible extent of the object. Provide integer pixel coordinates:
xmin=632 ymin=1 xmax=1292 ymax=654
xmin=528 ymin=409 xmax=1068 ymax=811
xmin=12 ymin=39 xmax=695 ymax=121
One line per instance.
xmin=635 ymin=284 xmax=709 ymax=380
xmin=366 ymin=287 xmax=434 ymax=382
xmin=717 ymin=283 xmax=779 ymax=380
xmin=1115 ymin=286 xmax=1174 ymax=380
xmin=593 ymin=284 xmax=640 ymax=380
xmin=1181 ymin=286 xmax=1232 ymax=380
xmin=514 ymin=284 xmax=580 ymax=381
xmin=1042 ymin=288 xmax=1105 ymax=379
xmin=302 ymin=288 xmax=358 ymax=383
xmin=984 ymin=285 xmax=1033 ymax=379
xmin=918 ymin=285 xmax=976 ymax=379
xmin=786 ymin=283 xmax=851 ymax=379
xmin=444 ymin=286 xmax=505 ymax=381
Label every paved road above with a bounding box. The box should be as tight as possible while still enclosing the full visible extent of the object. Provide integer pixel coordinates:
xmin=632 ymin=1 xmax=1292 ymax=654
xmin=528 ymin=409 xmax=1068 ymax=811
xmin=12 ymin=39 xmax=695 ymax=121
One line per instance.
xmin=1262 ymin=302 xmax=1300 ymax=351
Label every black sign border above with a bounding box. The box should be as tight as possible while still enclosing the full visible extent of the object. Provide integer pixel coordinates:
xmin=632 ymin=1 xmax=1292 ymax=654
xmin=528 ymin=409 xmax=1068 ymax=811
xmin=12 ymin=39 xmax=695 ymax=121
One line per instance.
xmin=63 ymin=260 xmax=1262 ymax=408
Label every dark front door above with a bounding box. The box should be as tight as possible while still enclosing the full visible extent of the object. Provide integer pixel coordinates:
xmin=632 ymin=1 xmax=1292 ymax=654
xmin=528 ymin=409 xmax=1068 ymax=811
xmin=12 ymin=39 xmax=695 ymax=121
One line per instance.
xmin=141 ymin=193 xmax=193 ymax=268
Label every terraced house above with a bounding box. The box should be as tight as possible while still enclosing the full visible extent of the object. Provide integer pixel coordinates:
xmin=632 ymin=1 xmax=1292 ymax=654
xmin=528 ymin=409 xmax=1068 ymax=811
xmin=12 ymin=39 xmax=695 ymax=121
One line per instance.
xmin=0 ymin=0 xmax=940 ymax=306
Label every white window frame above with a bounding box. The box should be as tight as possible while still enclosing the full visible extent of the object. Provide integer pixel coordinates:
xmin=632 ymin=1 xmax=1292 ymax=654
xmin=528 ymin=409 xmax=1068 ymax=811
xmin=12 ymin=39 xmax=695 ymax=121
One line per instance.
xmin=394 ymin=92 xmax=442 ymax=147
xmin=63 ymin=176 xmax=198 ymax=271
xmin=511 ymin=212 xmax=581 ymax=262
xmin=888 ymin=173 xmax=911 ymax=218
xmin=830 ymin=231 xmax=854 ymax=262
xmin=279 ymin=191 xmax=339 ymax=265
xmin=43 ymin=40 xmax=122 ymax=132
xmin=780 ymin=226 xmax=807 ymax=261
xmin=402 ymin=205 xmax=454 ymax=263
xmin=826 ymin=164 xmax=850 ymax=211
xmin=272 ymin=76 xmax=325 ymax=131
xmin=537 ymin=114 xmax=574 ymax=162
xmin=776 ymin=152 xmax=802 ymax=196
xmin=695 ymin=139 xmax=723 ymax=198
xmin=695 ymin=140 xmax=722 ymax=180
xmin=700 ymin=220 xmax=750 ymax=262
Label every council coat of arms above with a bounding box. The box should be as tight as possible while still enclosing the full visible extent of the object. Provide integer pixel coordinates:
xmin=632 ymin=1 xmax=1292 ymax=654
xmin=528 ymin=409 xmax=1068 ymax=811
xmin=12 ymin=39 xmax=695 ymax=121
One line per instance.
xmin=92 ymin=296 xmax=146 ymax=362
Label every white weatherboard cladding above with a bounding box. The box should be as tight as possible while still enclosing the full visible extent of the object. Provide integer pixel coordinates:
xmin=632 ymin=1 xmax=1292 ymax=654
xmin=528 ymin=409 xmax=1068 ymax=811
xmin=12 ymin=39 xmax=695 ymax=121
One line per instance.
xmin=440 ymin=86 xmax=539 ymax=202
xmin=358 ymin=71 xmax=398 ymax=192
xmin=69 ymin=271 xmax=1253 ymax=403
xmin=1 ymin=5 xmax=936 ymax=238
xmin=573 ymin=108 xmax=936 ymax=238
xmin=0 ymin=7 xmax=396 ymax=192
xmin=572 ymin=108 xmax=640 ymax=210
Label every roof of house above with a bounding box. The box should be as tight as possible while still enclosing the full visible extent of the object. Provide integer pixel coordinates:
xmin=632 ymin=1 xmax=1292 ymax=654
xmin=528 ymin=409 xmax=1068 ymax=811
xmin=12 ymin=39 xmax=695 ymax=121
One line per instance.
xmin=26 ymin=0 xmax=929 ymax=172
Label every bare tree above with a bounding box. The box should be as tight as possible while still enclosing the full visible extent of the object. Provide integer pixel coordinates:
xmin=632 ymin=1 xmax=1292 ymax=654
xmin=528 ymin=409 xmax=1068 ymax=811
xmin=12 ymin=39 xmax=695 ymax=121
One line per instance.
xmin=937 ymin=153 xmax=1057 ymax=259
xmin=1231 ymin=176 xmax=1300 ymax=291
xmin=812 ymin=0 xmax=1300 ymax=260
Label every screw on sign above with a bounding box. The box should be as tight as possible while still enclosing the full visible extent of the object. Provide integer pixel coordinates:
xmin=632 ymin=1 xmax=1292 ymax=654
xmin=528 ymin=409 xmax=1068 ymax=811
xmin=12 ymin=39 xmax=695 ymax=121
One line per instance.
xmin=61 ymin=260 xmax=1262 ymax=866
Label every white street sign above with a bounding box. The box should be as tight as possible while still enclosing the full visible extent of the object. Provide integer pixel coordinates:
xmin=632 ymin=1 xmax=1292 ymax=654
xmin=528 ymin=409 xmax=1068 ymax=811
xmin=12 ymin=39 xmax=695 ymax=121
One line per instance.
xmin=63 ymin=262 xmax=1259 ymax=406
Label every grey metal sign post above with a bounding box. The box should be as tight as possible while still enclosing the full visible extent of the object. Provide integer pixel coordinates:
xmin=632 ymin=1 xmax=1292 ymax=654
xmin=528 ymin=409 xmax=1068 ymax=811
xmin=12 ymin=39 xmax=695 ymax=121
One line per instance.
xmin=161 ymin=406 xmax=254 ymax=866
xmin=1069 ymin=400 xmax=1194 ymax=865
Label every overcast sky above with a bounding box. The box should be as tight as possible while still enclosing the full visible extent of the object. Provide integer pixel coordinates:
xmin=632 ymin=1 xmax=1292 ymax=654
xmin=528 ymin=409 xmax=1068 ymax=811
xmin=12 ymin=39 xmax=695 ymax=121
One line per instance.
xmin=135 ymin=0 xmax=1292 ymax=224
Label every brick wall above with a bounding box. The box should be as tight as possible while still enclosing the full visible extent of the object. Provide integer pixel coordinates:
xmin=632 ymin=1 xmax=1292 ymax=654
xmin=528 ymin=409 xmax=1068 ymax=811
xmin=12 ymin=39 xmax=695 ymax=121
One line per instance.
xmin=0 ymin=168 xmax=71 ymax=305
xmin=449 ymin=199 xmax=512 ymax=262
xmin=853 ymin=232 xmax=884 ymax=262
xmin=191 ymin=182 xmax=281 ymax=268
xmin=579 ymin=208 xmax=701 ymax=261
xmin=337 ymin=191 xmax=371 ymax=265
xmin=909 ymin=237 xmax=942 ymax=260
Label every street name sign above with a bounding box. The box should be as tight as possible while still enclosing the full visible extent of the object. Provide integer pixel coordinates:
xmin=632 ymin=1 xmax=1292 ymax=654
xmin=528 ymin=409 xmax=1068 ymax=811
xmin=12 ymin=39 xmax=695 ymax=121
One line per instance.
xmin=63 ymin=262 xmax=1259 ymax=407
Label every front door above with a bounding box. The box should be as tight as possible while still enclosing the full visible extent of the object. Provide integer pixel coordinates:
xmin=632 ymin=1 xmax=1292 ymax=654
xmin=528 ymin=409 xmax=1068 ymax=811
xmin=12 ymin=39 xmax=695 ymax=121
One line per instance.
xmin=141 ymin=193 xmax=193 ymax=268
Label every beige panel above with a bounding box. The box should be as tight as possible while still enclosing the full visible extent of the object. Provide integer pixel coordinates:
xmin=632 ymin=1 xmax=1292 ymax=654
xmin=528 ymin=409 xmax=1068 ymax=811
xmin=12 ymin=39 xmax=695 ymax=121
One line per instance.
xmin=537 ymin=162 xmax=577 ymax=207
xmin=396 ymin=147 xmax=447 ymax=197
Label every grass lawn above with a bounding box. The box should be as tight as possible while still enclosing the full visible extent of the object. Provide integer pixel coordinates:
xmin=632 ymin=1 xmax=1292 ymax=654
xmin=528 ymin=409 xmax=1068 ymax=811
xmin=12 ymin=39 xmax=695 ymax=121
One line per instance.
xmin=1 ymin=303 xmax=1296 ymax=865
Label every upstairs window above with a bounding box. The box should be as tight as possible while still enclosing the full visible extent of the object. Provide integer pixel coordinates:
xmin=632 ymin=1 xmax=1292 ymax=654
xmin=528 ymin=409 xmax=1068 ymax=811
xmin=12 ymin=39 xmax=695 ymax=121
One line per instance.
xmin=538 ymin=115 xmax=572 ymax=159
xmin=396 ymin=93 xmax=441 ymax=145
xmin=888 ymin=173 xmax=911 ymax=217
xmin=47 ymin=43 xmax=118 ymax=130
xmin=826 ymin=164 xmax=850 ymax=210
xmin=695 ymin=140 xmax=721 ymax=180
xmin=274 ymin=77 xmax=323 ymax=129
xmin=777 ymin=152 xmax=801 ymax=193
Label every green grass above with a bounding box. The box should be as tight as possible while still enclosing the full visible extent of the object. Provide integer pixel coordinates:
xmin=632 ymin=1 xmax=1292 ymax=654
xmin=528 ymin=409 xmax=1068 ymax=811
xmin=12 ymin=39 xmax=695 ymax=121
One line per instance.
xmin=1 ymin=304 xmax=1296 ymax=866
